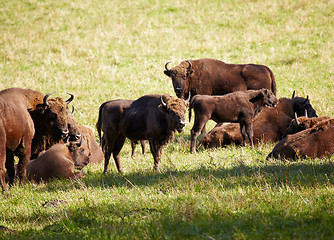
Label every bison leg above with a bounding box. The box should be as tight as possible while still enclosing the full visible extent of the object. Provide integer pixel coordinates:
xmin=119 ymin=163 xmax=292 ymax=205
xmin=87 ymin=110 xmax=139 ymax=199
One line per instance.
xmin=148 ymin=140 xmax=162 ymax=171
xmin=0 ymin=149 xmax=7 ymax=191
xmin=103 ymin=132 xmax=115 ymax=174
xmin=190 ymin=116 xmax=210 ymax=153
xmin=140 ymin=140 xmax=146 ymax=156
xmin=244 ymin=122 xmax=254 ymax=148
xmin=5 ymin=151 xmax=15 ymax=186
xmin=112 ymin=136 xmax=126 ymax=173
xmin=240 ymin=123 xmax=247 ymax=147
xmin=131 ymin=141 xmax=137 ymax=158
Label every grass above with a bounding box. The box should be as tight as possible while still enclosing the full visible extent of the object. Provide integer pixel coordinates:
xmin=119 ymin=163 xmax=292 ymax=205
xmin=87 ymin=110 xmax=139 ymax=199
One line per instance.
xmin=1 ymin=0 xmax=334 ymax=239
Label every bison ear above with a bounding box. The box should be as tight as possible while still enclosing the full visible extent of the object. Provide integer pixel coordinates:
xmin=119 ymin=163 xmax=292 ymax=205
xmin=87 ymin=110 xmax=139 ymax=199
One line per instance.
xmin=249 ymin=92 xmax=264 ymax=103
xmin=164 ymin=70 xmax=171 ymax=77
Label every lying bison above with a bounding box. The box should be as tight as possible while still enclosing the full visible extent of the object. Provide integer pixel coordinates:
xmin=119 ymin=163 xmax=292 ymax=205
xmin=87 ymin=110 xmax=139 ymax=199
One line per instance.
xmin=267 ymin=118 xmax=334 ymax=160
xmin=164 ymin=58 xmax=276 ymax=100
xmin=96 ymin=94 xmax=189 ymax=173
xmin=189 ymin=89 xmax=277 ymax=153
xmin=26 ymin=139 xmax=90 ymax=183
xmin=200 ymin=92 xmax=318 ymax=148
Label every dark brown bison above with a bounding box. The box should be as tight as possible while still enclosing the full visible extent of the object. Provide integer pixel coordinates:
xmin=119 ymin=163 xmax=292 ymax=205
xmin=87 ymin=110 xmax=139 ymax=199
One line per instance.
xmin=189 ymin=89 xmax=277 ymax=152
xmin=164 ymin=58 xmax=276 ymax=100
xmin=282 ymin=115 xmax=331 ymax=138
xmin=200 ymin=92 xmax=318 ymax=148
xmin=77 ymin=125 xmax=104 ymax=165
xmin=96 ymin=94 xmax=189 ymax=173
xmin=29 ymin=93 xmax=73 ymax=159
xmin=26 ymin=140 xmax=90 ymax=183
xmin=267 ymin=118 xmax=334 ymax=160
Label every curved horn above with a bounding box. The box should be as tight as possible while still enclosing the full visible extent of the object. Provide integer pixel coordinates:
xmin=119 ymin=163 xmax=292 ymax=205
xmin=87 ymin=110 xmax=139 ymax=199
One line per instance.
xmin=160 ymin=96 xmax=167 ymax=108
xmin=292 ymin=90 xmax=295 ymax=99
xmin=66 ymin=93 xmax=74 ymax=104
xmin=76 ymin=136 xmax=83 ymax=147
xmin=185 ymin=60 xmax=192 ymax=70
xmin=43 ymin=92 xmax=54 ymax=107
xmin=305 ymin=109 xmax=308 ymax=118
xmin=294 ymin=112 xmax=300 ymax=125
xmin=71 ymin=106 xmax=75 ymax=115
xmin=185 ymin=92 xmax=191 ymax=103
xmin=303 ymin=95 xmax=309 ymax=104
xmin=165 ymin=61 xmax=171 ymax=72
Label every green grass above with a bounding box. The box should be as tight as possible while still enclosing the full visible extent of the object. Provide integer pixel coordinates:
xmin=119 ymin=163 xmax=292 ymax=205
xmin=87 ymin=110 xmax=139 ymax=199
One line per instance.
xmin=1 ymin=0 xmax=334 ymax=239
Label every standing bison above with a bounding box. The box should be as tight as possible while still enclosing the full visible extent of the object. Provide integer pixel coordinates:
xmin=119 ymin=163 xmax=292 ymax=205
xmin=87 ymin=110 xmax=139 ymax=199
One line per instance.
xmin=164 ymin=58 xmax=276 ymax=100
xmin=189 ymin=89 xmax=277 ymax=152
xmin=200 ymin=92 xmax=318 ymax=148
xmin=96 ymin=94 xmax=189 ymax=173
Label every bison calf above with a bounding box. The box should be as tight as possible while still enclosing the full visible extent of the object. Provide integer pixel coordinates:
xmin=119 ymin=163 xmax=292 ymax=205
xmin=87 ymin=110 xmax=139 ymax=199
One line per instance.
xmin=189 ymin=89 xmax=277 ymax=153
xmin=26 ymin=140 xmax=90 ymax=183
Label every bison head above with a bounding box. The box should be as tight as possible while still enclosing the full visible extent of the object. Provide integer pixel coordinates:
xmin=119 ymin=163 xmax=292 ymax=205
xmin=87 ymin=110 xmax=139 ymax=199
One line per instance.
xmin=164 ymin=61 xmax=193 ymax=99
xmin=66 ymin=106 xmax=81 ymax=142
xmin=160 ymin=94 xmax=189 ymax=132
xmin=291 ymin=91 xmax=318 ymax=118
xmin=68 ymin=136 xmax=90 ymax=170
xmin=36 ymin=93 xmax=72 ymax=139
xmin=250 ymin=89 xmax=277 ymax=107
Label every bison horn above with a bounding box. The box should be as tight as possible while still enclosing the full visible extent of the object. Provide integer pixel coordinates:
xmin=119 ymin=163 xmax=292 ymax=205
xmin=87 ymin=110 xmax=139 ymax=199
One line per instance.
xmin=294 ymin=112 xmax=300 ymax=125
xmin=71 ymin=106 xmax=75 ymax=115
xmin=76 ymin=136 xmax=83 ymax=147
xmin=43 ymin=92 xmax=54 ymax=107
xmin=185 ymin=92 xmax=191 ymax=103
xmin=185 ymin=60 xmax=192 ymax=70
xmin=303 ymin=95 xmax=309 ymax=104
xmin=165 ymin=61 xmax=171 ymax=72
xmin=66 ymin=93 xmax=74 ymax=104
xmin=305 ymin=109 xmax=308 ymax=118
xmin=292 ymin=90 xmax=295 ymax=99
xmin=161 ymin=96 xmax=167 ymax=108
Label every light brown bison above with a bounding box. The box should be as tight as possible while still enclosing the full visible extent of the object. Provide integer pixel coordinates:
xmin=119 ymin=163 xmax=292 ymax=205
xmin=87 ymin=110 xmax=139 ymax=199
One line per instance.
xmin=189 ymin=89 xmax=277 ymax=153
xmin=200 ymin=92 xmax=318 ymax=148
xmin=26 ymin=140 xmax=90 ymax=183
xmin=267 ymin=118 xmax=334 ymax=160
xmin=96 ymin=94 xmax=189 ymax=173
xmin=164 ymin=58 xmax=276 ymax=100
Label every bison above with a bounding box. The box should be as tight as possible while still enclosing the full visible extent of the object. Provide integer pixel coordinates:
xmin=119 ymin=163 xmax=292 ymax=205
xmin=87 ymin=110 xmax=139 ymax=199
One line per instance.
xmin=200 ymin=92 xmax=318 ymax=148
xmin=26 ymin=139 xmax=90 ymax=183
xmin=189 ymin=89 xmax=277 ymax=153
xmin=164 ymin=58 xmax=276 ymax=100
xmin=96 ymin=94 xmax=189 ymax=173
xmin=267 ymin=118 xmax=334 ymax=160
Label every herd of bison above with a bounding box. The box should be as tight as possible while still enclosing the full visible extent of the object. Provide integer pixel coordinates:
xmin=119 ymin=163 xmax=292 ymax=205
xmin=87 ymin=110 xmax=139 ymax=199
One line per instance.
xmin=1 ymin=58 xmax=333 ymax=191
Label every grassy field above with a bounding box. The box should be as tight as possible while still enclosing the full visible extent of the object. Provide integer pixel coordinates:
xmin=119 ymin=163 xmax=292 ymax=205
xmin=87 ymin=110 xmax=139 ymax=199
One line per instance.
xmin=1 ymin=0 xmax=334 ymax=239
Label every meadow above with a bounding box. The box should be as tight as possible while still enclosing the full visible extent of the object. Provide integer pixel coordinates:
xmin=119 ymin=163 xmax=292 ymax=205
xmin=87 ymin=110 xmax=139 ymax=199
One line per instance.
xmin=0 ymin=0 xmax=334 ymax=239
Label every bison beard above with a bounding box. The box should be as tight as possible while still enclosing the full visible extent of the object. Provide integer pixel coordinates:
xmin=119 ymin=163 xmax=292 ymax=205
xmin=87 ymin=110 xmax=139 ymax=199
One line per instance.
xmin=96 ymin=94 xmax=189 ymax=173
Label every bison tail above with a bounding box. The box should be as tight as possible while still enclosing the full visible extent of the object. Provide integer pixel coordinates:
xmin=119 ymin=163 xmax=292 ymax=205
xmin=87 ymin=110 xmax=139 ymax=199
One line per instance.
xmin=96 ymin=102 xmax=106 ymax=145
xmin=267 ymin=66 xmax=277 ymax=96
xmin=188 ymin=103 xmax=193 ymax=122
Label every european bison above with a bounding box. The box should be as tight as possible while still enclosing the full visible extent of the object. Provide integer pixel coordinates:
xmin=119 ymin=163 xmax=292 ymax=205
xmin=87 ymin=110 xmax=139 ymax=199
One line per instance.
xmin=189 ymin=89 xmax=277 ymax=152
xmin=164 ymin=58 xmax=276 ymax=100
xmin=96 ymin=94 xmax=189 ymax=173
xmin=200 ymin=92 xmax=318 ymax=148
xmin=267 ymin=118 xmax=334 ymax=160
xmin=26 ymin=140 xmax=90 ymax=183
xmin=282 ymin=115 xmax=330 ymax=138
xmin=29 ymin=93 xmax=73 ymax=159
